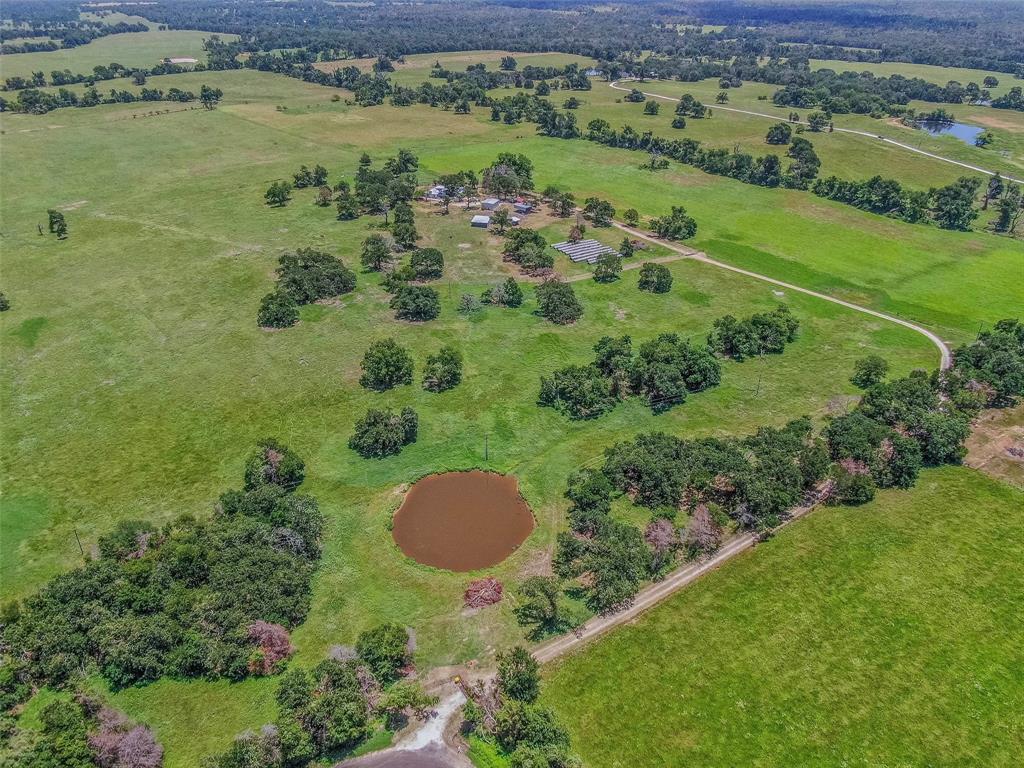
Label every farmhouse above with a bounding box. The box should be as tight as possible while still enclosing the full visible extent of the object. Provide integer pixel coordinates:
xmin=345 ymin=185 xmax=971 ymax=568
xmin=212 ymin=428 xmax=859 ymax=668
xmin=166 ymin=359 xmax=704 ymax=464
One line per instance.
xmin=482 ymin=197 xmax=502 ymax=210
xmin=470 ymin=214 xmax=491 ymax=228
xmin=513 ymin=202 xmax=533 ymax=214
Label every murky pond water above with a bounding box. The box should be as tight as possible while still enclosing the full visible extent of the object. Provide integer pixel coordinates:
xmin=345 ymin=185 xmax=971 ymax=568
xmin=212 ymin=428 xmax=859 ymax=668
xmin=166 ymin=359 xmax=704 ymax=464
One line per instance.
xmin=392 ymin=471 xmax=534 ymax=571
xmin=918 ymin=120 xmax=984 ymax=146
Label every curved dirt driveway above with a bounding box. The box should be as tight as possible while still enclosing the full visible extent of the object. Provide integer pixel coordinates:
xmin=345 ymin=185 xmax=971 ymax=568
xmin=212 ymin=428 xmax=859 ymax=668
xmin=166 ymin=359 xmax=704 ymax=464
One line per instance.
xmin=568 ymin=222 xmax=952 ymax=370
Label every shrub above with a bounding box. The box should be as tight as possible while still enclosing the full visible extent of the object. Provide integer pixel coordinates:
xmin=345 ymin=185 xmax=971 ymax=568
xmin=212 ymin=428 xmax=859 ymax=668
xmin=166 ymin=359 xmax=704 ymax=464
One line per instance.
xmin=243 ymin=437 xmax=306 ymax=491
xmin=637 ymin=262 xmax=672 ymax=293
xmin=484 ymin=276 xmax=524 ymax=307
xmin=274 ymin=246 xmax=354 ymax=302
xmin=0 ymin=293 xmax=9 ymax=311
xmin=409 ymin=248 xmax=444 ymax=280
xmin=622 ymin=208 xmax=640 ymax=226
xmin=258 ymin=291 xmax=299 ymax=328
xmin=359 ymin=338 xmax=414 ymax=391
xmin=422 ymin=346 xmax=463 ymax=391
xmin=535 ymin=279 xmax=582 ymax=324
xmin=643 ymin=100 xmax=660 ymax=115
xmin=348 ymin=407 xmax=418 ymax=458
xmin=390 ymin=284 xmax=441 ymax=321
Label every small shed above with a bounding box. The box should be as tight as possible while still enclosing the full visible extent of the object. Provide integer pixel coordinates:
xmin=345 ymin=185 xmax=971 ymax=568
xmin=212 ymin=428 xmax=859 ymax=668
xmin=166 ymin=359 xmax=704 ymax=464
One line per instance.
xmin=471 ymin=215 xmax=491 ymax=228
xmin=482 ymin=197 xmax=501 ymax=210
xmin=509 ymin=215 xmax=522 ymax=226
xmin=513 ymin=202 xmax=533 ymax=214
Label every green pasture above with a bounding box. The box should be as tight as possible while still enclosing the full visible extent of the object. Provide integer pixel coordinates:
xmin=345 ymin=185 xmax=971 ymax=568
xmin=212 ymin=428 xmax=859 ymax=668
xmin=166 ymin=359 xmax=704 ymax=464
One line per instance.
xmin=0 ymin=29 xmax=235 ymax=80
xmin=1 ymin=63 xmax=1020 ymax=765
xmin=543 ymin=466 xmax=1024 ymax=766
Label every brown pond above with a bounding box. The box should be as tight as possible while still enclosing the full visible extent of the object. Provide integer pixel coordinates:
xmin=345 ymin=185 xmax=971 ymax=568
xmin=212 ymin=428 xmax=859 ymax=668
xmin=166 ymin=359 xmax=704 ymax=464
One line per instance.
xmin=392 ymin=471 xmax=535 ymax=571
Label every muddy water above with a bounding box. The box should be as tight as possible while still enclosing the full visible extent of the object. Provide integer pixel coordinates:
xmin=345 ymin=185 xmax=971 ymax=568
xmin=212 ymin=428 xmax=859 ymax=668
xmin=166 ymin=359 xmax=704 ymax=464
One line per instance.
xmin=392 ymin=471 xmax=534 ymax=571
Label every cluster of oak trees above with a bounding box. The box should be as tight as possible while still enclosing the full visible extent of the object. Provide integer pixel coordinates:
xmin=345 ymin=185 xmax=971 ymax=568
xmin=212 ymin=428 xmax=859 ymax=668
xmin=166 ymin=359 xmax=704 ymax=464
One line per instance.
xmin=540 ymin=306 xmax=799 ymax=420
xmin=2 ymin=440 xmax=322 ymax=693
xmin=521 ymin=318 xmax=1024 ymax=622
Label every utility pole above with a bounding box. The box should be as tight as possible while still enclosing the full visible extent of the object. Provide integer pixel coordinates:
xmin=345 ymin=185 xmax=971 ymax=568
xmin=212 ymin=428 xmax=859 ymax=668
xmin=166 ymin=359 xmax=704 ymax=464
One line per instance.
xmin=484 ymin=434 xmax=489 ymax=462
xmin=73 ymin=526 xmax=85 ymax=558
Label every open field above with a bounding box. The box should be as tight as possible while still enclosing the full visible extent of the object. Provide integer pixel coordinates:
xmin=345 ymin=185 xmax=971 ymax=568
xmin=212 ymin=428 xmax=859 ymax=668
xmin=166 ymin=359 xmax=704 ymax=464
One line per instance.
xmin=1 ymin=59 xmax=1021 ymax=765
xmin=0 ymin=29 xmax=233 ymax=80
xmin=543 ymin=466 xmax=1024 ymax=766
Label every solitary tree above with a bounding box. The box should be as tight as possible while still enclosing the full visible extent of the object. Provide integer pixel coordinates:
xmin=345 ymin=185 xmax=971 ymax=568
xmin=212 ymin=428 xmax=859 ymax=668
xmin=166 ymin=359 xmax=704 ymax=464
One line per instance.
xmin=650 ymin=206 xmax=697 ymax=240
xmin=593 ymin=251 xmax=622 ymax=283
xmin=361 ymin=234 xmax=391 ymax=271
xmin=390 ymin=284 xmax=441 ymax=321
xmin=349 ymin=408 xmax=419 ymax=458
xmin=496 ymin=647 xmax=540 ymax=703
xmin=638 ymin=262 xmax=672 ymax=293
xmin=409 ymin=248 xmax=444 ymax=280
xmin=851 ymin=355 xmax=890 ymax=389
xmin=492 ymin=209 xmax=512 ymax=233
xmin=199 ymin=84 xmax=223 ymax=109
xmin=265 ymin=181 xmax=292 ymax=207
xmin=422 ymin=346 xmax=463 ymax=391
xmin=622 ymin=208 xmax=640 ymax=227
xmin=535 ymin=279 xmax=583 ymax=324
xmin=359 ymin=338 xmax=414 ymax=391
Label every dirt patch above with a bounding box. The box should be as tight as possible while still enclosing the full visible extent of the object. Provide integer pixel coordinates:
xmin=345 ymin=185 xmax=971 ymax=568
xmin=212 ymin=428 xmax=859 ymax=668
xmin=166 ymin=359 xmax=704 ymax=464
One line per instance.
xmin=59 ymin=200 xmax=88 ymax=211
xmin=965 ymin=404 xmax=1024 ymax=488
xmin=392 ymin=471 xmax=535 ymax=571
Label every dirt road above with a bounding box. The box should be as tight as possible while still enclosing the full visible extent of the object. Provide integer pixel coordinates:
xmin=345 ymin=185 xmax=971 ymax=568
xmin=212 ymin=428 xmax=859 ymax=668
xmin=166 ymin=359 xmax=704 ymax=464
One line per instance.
xmin=563 ymin=222 xmax=952 ymax=370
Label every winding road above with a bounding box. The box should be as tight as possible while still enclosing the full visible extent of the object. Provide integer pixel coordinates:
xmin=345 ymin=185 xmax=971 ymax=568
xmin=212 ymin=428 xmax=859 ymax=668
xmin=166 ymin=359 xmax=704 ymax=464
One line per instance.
xmin=608 ymin=79 xmax=1024 ymax=185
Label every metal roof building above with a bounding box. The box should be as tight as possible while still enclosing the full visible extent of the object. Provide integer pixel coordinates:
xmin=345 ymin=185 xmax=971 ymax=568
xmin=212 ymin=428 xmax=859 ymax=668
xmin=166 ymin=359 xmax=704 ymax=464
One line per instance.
xmin=552 ymin=239 xmax=621 ymax=264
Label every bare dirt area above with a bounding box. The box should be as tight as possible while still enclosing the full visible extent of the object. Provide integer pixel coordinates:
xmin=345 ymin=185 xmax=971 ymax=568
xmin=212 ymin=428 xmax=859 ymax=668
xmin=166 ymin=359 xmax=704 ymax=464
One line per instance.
xmin=964 ymin=404 xmax=1024 ymax=488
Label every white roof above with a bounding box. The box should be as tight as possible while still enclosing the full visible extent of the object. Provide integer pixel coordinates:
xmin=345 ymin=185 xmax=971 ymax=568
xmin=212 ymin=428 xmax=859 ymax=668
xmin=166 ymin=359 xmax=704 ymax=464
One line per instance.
xmin=471 ymin=215 xmax=491 ymax=224
xmin=482 ymin=197 xmax=501 ymax=204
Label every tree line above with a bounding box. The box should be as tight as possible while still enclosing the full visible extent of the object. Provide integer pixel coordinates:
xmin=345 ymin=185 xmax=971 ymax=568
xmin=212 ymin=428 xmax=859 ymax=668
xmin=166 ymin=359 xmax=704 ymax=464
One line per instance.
xmin=515 ymin=317 xmax=1024 ymax=621
xmin=2 ymin=83 xmax=222 ymax=115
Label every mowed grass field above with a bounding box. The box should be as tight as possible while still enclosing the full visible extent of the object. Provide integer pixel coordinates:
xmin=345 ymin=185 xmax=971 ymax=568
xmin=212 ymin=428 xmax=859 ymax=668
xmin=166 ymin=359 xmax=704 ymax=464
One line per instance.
xmin=543 ymin=466 xmax=1024 ymax=767
xmin=0 ymin=51 xmax=1021 ymax=764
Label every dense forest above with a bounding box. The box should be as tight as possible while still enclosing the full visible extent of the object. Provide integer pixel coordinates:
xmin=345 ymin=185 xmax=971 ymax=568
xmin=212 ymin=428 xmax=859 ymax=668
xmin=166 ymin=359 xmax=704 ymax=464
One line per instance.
xmin=5 ymin=0 xmax=1020 ymax=76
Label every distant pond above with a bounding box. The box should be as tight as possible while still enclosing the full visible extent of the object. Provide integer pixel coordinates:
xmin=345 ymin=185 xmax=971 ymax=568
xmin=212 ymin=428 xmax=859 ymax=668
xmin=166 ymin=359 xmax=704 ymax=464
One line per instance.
xmin=917 ymin=119 xmax=984 ymax=146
